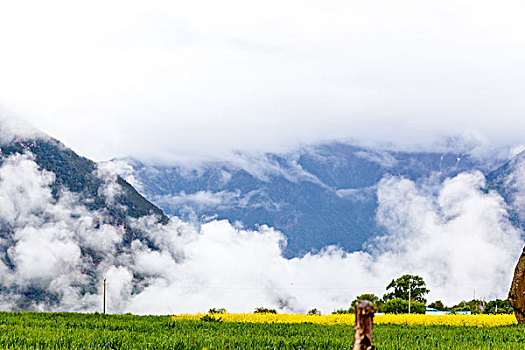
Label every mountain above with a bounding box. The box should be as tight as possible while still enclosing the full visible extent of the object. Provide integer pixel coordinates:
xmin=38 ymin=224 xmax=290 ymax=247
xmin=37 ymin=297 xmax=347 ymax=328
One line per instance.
xmin=487 ymin=150 xmax=525 ymax=230
xmin=113 ymin=142 xmax=488 ymax=257
xmin=0 ymin=137 xmax=168 ymax=242
xmin=0 ymin=127 xmax=520 ymax=313
xmin=0 ymin=134 xmax=168 ymax=309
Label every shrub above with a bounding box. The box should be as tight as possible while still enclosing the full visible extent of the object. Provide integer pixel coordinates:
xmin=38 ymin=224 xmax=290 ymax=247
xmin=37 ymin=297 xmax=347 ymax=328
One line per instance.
xmin=332 ymin=308 xmax=353 ymax=314
xmin=307 ymin=308 xmax=321 ymax=315
xmin=200 ymin=315 xmax=222 ymax=322
xmin=254 ymin=307 xmax=277 ymax=314
xmin=208 ymin=308 xmax=226 ymax=314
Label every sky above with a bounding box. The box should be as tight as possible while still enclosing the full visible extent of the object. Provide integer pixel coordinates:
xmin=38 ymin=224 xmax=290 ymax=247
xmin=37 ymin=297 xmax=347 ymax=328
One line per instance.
xmin=1 ymin=0 xmax=525 ymax=162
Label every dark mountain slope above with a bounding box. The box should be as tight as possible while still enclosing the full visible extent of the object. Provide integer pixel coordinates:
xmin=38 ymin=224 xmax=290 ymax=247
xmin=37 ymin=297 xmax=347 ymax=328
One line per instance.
xmin=0 ymin=137 xmax=167 ymax=224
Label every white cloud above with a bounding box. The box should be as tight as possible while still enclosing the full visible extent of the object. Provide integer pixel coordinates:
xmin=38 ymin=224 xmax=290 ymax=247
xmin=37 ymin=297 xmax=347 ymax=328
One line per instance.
xmin=0 ymin=114 xmax=43 ymax=145
xmin=0 ymin=153 xmax=57 ymax=226
xmin=375 ymin=172 xmax=522 ymax=303
xmin=0 ymin=1 xmax=524 ymax=161
xmin=95 ymin=162 xmax=125 ymax=206
xmin=98 ymin=160 xmax=143 ymax=192
xmin=10 ymin=225 xmax=82 ymax=283
xmin=336 ymin=186 xmax=376 ymax=201
xmin=123 ymin=171 xmax=523 ymax=314
xmin=354 ymin=151 xmax=398 ymax=168
xmin=0 ymin=150 xmax=522 ymax=314
xmin=156 ymin=190 xmax=240 ymax=211
xmin=0 ymin=153 xmax=125 ymax=311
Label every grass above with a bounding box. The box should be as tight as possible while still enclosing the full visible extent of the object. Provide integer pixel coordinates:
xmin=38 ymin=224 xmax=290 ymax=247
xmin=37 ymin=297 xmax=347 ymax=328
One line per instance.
xmin=0 ymin=311 xmax=524 ymax=349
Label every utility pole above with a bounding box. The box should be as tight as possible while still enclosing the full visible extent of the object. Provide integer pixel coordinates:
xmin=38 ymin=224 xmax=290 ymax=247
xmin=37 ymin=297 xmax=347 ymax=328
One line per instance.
xmin=408 ymin=281 xmax=412 ymax=314
xmin=103 ymin=278 xmax=106 ymax=314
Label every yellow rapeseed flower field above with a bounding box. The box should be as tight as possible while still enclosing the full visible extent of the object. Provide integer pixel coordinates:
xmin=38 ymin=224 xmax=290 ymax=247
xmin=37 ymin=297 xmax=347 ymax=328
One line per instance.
xmin=172 ymin=313 xmax=517 ymax=327
xmin=375 ymin=314 xmax=516 ymax=327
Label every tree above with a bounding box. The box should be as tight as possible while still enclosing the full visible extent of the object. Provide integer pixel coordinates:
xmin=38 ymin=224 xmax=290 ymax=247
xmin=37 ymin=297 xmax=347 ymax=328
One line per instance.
xmin=383 ymin=274 xmax=430 ymax=303
xmin=451 ymin=300 xmax=485 ymax=314
xmin=351 ymin=294 xmax=380 ymax=307
xmin=380 ymin=298 xmax=425 ymax=314
xmin=428 ymin=300 xmax=446 ymax=311
xmin=351 ymin=294 xmax=383 ymax=311
xmin=483 ymin=299 xmax=513 ymax=314
xmin=332 ymin=294 xmax=382 ymax=314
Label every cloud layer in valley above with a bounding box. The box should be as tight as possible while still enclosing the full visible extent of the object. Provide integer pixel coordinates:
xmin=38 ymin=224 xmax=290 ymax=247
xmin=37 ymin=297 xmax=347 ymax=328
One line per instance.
xmin=0 ymin=150 xmax=522 ymax=314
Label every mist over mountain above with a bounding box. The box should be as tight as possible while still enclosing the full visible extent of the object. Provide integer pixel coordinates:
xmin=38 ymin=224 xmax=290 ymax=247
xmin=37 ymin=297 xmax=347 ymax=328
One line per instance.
xmin=0 ymin=120 xmax=523 ymax=313
xmin=1 ymin=137 xmax=167 ymax=223
xmin=488 ymin=150 xmax=525 ymax=232
xmin=0 ymin=130 xmax=169 ymax=310
xmin=112 ymin=142 xmax=495 ymax=257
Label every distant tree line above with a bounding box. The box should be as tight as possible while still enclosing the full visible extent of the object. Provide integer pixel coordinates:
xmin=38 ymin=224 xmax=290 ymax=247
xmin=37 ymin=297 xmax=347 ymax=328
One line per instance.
xmin=208 ymin=274 xmax=514 ymax=316
xmin=332 ymin=274 xmax=514 ymax=315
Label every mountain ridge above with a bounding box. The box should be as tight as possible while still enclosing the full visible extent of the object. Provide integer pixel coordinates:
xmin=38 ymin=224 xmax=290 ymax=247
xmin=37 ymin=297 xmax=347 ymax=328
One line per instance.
xmin=0 ymin=137 xmax=167 ymax=222
xmin=487 ymin=150 xmax=525 ymax=232
xmin=111 ymin=142 xmax=495 ymax=257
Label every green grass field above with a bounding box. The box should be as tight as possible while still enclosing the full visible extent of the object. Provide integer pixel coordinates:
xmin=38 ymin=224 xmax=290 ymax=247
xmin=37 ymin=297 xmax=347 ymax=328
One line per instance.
xmin=1 ymin=311 xmax=524 ymax=349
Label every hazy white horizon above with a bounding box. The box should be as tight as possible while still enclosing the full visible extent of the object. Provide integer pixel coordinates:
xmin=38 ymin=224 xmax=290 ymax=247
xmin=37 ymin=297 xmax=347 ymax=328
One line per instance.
xmin=1 ymin=0 xmax=524 ymax=162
